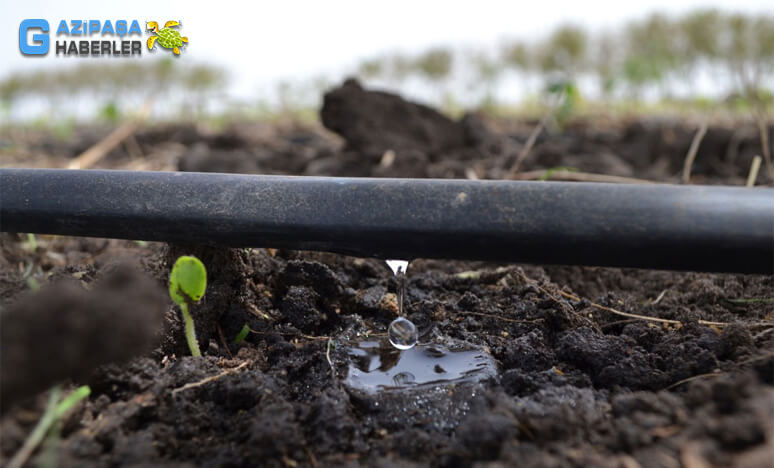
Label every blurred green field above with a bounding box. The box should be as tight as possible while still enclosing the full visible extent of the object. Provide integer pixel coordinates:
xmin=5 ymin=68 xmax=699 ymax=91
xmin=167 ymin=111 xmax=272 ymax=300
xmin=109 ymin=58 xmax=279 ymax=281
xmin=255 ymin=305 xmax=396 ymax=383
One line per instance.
xmin=1 ymin=9 xmax=772 ymax=126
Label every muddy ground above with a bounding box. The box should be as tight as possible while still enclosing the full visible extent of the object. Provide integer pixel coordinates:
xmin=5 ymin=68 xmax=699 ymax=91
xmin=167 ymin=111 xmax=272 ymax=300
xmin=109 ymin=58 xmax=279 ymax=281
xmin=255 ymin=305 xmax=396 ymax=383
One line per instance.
xmin=1 ymin=80 xmax=773 ymax=467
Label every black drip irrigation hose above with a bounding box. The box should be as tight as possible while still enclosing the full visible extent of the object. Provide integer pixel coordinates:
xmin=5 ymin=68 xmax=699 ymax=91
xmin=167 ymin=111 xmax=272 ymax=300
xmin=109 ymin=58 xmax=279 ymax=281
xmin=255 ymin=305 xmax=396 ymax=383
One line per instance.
xmin=1 ymin=168 xmax=772 ymax=274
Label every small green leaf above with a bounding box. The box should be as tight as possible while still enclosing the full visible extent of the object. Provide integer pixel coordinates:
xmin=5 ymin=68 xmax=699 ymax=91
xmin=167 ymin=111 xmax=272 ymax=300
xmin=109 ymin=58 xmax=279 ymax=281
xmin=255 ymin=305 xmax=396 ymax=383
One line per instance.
xmin=169 ymin=256 xmax=207 ymax=306
xmin=54 ymin=386 xmax=90 ymax=418
xmin=234 ymin=323 xmax=250 ymax=344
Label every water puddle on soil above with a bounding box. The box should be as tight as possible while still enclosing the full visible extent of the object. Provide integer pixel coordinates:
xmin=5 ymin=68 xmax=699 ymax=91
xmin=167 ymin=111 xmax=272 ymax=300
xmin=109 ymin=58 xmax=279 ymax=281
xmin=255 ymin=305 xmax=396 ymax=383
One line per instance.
xmin=341 ymin=259 xmax=497 ymax=393
xmin=344 ymin=340 xmax=498 ymax=393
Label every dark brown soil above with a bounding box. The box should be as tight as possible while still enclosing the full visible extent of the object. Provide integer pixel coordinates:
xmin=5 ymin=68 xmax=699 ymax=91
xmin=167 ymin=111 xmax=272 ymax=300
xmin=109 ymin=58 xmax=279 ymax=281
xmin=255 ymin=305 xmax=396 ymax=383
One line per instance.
xmin=0 ymin=261 xmax=166 ymax=414
xmin=1 ymin=80 xmax=773 ymax=467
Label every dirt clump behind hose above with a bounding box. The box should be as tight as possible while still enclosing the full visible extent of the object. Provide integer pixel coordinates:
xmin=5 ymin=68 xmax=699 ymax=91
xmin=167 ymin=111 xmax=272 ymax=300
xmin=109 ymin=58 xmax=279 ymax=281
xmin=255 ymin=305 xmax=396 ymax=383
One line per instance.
xmin=0 ymin=263 xmax=166 ymax=413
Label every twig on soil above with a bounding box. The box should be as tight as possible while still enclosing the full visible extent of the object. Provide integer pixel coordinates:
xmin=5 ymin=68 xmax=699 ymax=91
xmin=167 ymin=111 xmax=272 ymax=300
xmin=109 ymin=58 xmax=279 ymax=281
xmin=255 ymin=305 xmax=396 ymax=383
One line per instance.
xmin=561 ymin=290 xmax=683 ymax=326
xmin=754 ymin=327 xmax=774 ymax=340
xmin=507 ymin=111 xmax=553 ymax=177
xmin=652 ymin=289 xmax=669 ymax=306
xmin=515 ymin=271 xmax=774 ymax=331
xmin=246 ymin=302 xmax=272 ymax=320
xmin=665 ymin=350 xmax=774 ymax=390
xmin=681 ymin=120 xmax=708 ymax=184
xmin=247 ymin=327 xmax=329 ymax=341
xmin=510 ymin=170 xmax=655 ymax=184
xmin=752 ymin=107 xmax=774 ymax=180
xmin=514 ymin=271 xmax=581 ymax=316
xmin=461 ymin=310 xmax=543 ymax=324
xmin=66 ymin=98 xmax=152 ymax=170
xmin=514 ymin=270 xmax=603 ymax=333
xmin=305 ymin=447 xmax=320 ymax=468
xmin=665 ymin=371 xmax=723 ymax=390
xmin=725 ymin=297 xmax=774 ymax=305
xmin=171 ymin=361 xmax=248 ymax=395
xmin=216 ymin=324 xmax=234 ymax=359
xmin=600 ymin=319 xmax=641 ymax=330
xmin=746 ymin=155 xmax=762 ymax=187
xmin=561 ymin=289 xmax=774 ymax=330
xmin=556 ymin=289 xmax=730 ymax=328
xmin=326 ymin=338 xmax=336 ymax=378
xmin=738 ymin=349 xmax=774 ymax=365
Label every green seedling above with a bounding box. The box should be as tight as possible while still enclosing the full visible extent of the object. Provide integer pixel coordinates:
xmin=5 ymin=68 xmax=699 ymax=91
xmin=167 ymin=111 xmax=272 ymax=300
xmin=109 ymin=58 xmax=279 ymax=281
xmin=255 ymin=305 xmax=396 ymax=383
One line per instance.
xmin=7 ymin=385 xmax=90 ymax=468
xmin=234 ymin=323 xmax=250 ymax=345
xmin=169 ymin=255 xmax=207 ymax=357
xmin=54 ymin=385 xmax=91 ymax=417
xmin=22 ymin=233 xmax=38 ymax=251
xmin=25 ymin=276 xmax=40 ymax=291
xmin=22 ymin=262 xmax=40 ymax=291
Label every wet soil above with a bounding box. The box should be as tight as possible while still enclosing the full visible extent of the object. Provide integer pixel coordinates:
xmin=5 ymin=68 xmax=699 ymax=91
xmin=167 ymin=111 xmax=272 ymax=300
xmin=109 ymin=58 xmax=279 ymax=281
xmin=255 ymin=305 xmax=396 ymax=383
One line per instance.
xmin=1 ymin=80 xmax=773 ymax=467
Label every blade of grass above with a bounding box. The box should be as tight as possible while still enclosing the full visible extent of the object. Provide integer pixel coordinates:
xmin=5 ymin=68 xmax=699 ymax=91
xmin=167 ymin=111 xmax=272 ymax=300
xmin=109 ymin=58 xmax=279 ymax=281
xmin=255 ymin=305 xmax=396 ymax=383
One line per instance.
xmin=7 ymin=385 xmax=90 ymax=468
xmin=538 ymin=166 xmax=578 ymax=181
xmin=725 ymin=297 xmax=774 ymax=305
xmin=511 ymin=170 xmax=654 ymax=184
xmin=53 ymin=385 xmax=91 ymax=418
xmin=7 ymin=388 xmax=61 ymax=468
xmin=233 ymin=323 xmax=250 ymax=344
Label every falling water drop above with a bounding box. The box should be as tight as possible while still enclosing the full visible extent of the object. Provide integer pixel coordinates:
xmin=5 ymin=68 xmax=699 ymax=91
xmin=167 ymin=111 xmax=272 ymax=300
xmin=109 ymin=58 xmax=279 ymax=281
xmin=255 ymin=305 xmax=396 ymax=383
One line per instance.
xmin=388 ymin=317 xmax=418 ymax=350
xmin=385 ymin=260 xmax=416 ymax=350
xmin=386 ymin=259 xmax=409 ymax=317
xmin=385 ymin=260 xmax=409 ymax=276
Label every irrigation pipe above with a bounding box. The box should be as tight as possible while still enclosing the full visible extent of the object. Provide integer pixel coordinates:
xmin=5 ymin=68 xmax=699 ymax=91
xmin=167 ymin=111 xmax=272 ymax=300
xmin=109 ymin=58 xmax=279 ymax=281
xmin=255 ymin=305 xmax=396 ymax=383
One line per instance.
xmin=1 ymin=169 xmax=772 ymax=274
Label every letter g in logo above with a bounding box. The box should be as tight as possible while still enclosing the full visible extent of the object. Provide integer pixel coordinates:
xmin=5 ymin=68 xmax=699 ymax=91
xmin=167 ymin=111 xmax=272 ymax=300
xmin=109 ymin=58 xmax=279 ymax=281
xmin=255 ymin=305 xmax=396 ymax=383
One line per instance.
xmin=19 ymin=19 xmax=49 ymax=55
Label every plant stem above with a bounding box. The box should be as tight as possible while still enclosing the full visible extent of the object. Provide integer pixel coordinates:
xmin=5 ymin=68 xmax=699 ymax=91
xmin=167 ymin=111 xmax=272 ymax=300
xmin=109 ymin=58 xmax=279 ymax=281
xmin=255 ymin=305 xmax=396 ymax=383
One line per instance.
xmin=7 ymin=387 xmax=61 ymax=468
xmin=181 ymin=304 xmax=201 ymax=357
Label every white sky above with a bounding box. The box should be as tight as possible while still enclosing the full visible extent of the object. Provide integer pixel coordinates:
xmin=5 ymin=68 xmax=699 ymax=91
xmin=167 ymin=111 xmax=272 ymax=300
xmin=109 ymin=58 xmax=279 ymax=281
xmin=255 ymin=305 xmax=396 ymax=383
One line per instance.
xmin=2 ymin=0 xmax=773 ymax=100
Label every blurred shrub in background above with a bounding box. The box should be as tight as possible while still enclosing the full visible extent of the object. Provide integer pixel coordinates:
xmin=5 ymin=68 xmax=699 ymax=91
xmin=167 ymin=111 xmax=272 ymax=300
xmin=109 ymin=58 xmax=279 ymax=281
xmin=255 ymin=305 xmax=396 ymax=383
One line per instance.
xmin=1 ymin=59 xmax=226 ymax=122
xmin=1 ymin=8 xmax=772 ymax=122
